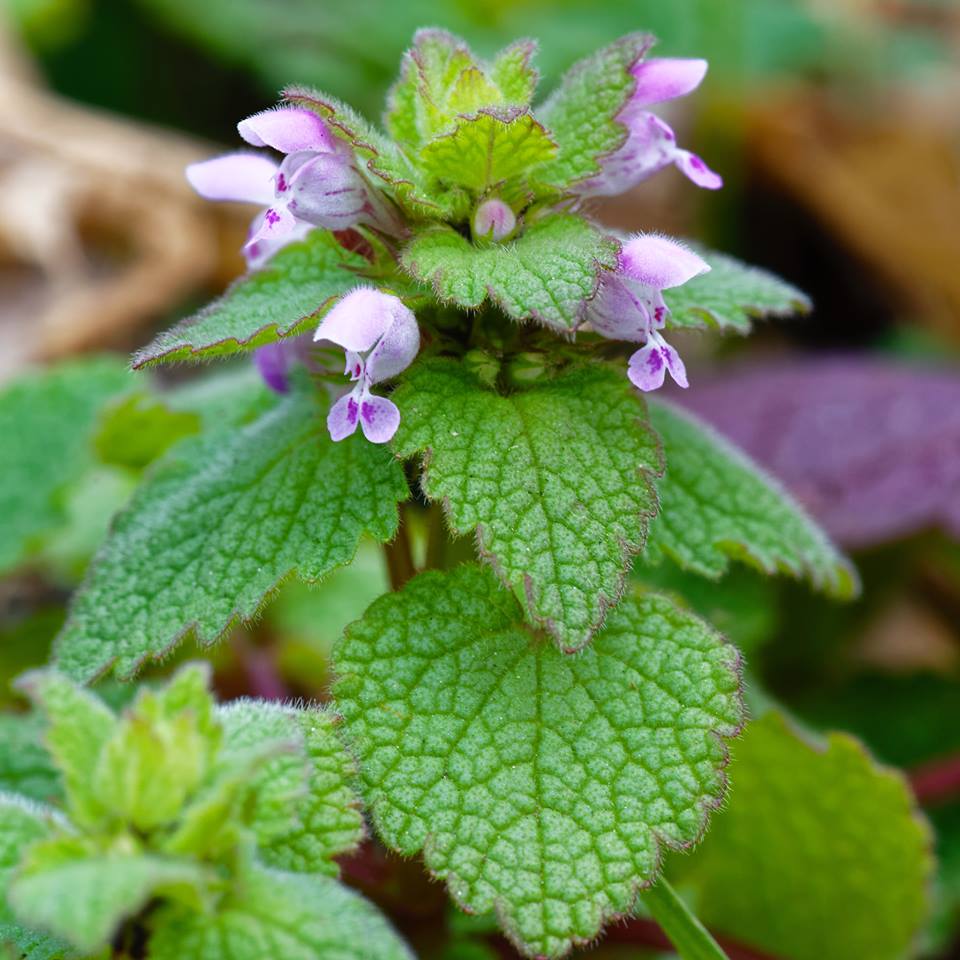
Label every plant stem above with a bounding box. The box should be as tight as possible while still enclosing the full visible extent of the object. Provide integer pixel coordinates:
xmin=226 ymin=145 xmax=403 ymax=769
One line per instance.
xmin=641 ymin=877 xmax=731 ymax=960
xmin=384 ymin=511 xmax=416 ymax=591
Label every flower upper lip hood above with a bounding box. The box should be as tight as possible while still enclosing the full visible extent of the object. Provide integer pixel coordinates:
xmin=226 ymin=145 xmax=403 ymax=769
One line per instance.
xmin=577 ymin=56 xmax=722 ymax=197
xmin=186 ymin=106 xmax=401 ymax=264
xmin=588 ymin=233 xmax=710 ymax=392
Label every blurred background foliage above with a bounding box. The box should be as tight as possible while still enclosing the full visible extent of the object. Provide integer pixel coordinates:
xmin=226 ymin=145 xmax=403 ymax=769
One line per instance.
xmin=1 ymin=0 xmax=960 ymax=957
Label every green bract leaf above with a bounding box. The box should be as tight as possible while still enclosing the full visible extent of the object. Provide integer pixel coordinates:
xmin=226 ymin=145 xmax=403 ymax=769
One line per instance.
xmin=54 ymin=387 xmax=407 ymax=681
xmin=17 ymin=672 xmax=118 ymax=827
xmin=218 ymin=703 xmax=363 ymax=875
xmin=535 ymin=34 xmax=652 ymax=189
xmin=490 ymin=39 xmax=539 ymax=106
xmin=0 ymin=715 xmax=61 ymax=805
xmin=132 ymin=232 xmax=367 ymax=368
xmin=334 ymin=564 xmax=743 ymax=958
xmin=664 ymin=248 xmax=811 ymax=333
xmin=285 ymin=85 xmax=460 ymax=219
xmin=402 ymin=214 xmax=618 ymax=331
xmin=93 ymin=666 xmax=220 ymax=832
xmin=645 ymin=401 xmax=857 ymax=598
xmin=8 ymin=836 xmax=211 ymax=954
xmin=671 ymin=711 xmax=933 ymax=960
xmin=393 ymin=360 xmax=661 ymax=650
xmin=149 ymin=861 xmax=414 ymax=960
xmin=0 ymin=357 xmax=132 ymax=575
xmin=419 ymin=109 xmax=556 ymax=194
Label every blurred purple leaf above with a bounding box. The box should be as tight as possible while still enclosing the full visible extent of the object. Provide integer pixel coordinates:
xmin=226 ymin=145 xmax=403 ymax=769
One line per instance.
xmin=679 ymin=359 xmax=960 ymax=548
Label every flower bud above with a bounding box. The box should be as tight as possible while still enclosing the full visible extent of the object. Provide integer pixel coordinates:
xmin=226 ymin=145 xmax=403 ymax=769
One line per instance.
xmin=472 ymin=199 xmax=516 ymax=242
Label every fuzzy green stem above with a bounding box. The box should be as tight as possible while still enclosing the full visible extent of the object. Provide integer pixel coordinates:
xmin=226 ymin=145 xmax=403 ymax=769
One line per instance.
xmin=641 ymin=878 xmax=731 ymax=960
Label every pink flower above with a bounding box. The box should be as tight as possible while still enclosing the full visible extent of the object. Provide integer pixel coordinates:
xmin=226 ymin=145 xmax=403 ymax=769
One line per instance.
xmin=588 ymin=234 xmax=710 ymax=392
xmin=186 ymin=107 xmax=399 ymax=264
xmin=472 ymin=198 xmax=516 ymax=241
xmin=579 ymin=58 xmax=722 ymax=197
xmin=313 ymin=288 xmax=420 ymax=444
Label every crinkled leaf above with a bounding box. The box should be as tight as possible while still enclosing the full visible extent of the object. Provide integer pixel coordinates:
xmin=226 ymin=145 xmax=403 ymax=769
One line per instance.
xmin=285 ymin=85 xmax=461 ymax=219
xmin=393 ymin=360 xmax=661 ymax=650
xmin=94 ymin=392 xmax=201 ymax=470
xmin=535 ymin=34 xmax=652 ymax=189
xmin=149 ymin=861 xmax=414 ymax=960
xmin=0 ymin=357 xmax=132 ymax=574
xmin=8 ymin=837 xmax=212 ymax=954
xmin=133 ymin=232 xmax=367 ymax=367
xmin=93 ymin=666 xmax=220 ymax=832
xmin=679 ymin=359 xmax=960 ymax=547
xmin=0 ymin=715 xmax=61 ymax=805
xmin=334 ymin=564 xmax=743 ymax=958
xmin=16 ymin=672 xmax=117 ymax=827
xmin=218 ymin=703 xmax=363 ymax=875
xmin=664 ymin=248 xmax=810 ymax=333
xmin=402 ymin=214 xmax=618 ymax=330
xmin=490 ymin=39 xmax=539 ymax=105
xmin=419 ymin=108 xmax=556 ymax=194
xmin=215 ymin=701 xmax=308 ymax=844
xmin=54 ymin=386 xmax=407 ymax=681
xmin=670 ymin=711 xmax=933 ymax=960
xmin=645 ymin=401 xmax=857 ymax=598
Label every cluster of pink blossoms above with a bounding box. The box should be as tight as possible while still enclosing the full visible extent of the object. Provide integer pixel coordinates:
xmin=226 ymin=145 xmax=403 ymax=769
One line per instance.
xmin=187 ymin=56 xmax=719 ymax=443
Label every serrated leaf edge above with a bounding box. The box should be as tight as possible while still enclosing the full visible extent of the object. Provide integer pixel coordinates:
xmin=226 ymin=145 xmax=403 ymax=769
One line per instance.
xmin=647 ymin=398 xmax=859 ymax=599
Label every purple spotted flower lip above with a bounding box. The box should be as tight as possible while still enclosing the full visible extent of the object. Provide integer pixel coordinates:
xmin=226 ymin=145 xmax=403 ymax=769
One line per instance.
xmin=186 ymin=106 xmax=400 ymax=263
xmin=314 ymin=287 xmax=420 ymax=444
xmin=578 ymin=58 xmax=722 ymax=197
xmin=587 ymin=233 xmax=710 ymax=392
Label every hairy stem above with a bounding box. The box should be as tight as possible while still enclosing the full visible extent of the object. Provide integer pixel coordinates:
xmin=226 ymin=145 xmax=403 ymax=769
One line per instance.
xmin=384 ymin=510 xmax=417 ymax=591
xmin=640 ymin=878 xmax=731 ymax=960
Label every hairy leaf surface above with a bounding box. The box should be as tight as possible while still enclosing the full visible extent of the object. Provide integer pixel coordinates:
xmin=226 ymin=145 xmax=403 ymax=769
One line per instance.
xmin=149 ymin=862 xmax=414 ymax=960
xmin=535 ymin=34 xmax=652 ymax=189
xmin=419 ymin=109 xmax=556 ymax=193
xmin=334 ymin=564 xmax=743 ymax=958
xmin=217 ymin=701 xmax=363 ymax=874
xmin=680 ymin=359 xmax=960 ymax=546
xmin=402 ymin=215 xmax=618 ymax=330
xmin=55 ymin=389 xmax=407 ymax=680
xmin=133 ymin=232 xmax=367 ymax=367
xmin=645 ymin=401 xmax=856 ymax=598
xmin=664 ymin=249 xmax=810 ymax=333
xmin=393 ymin=360 xmax=661 ymax=650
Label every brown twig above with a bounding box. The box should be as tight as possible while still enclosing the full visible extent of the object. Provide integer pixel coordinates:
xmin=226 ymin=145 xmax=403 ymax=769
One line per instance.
xmin=384 ymin=513 xmax=416 ymax=591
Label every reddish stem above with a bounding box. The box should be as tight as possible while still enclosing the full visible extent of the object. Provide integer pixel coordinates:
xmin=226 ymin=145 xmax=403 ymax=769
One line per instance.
xmin=910 ymin=752 xmax=960 ymax=806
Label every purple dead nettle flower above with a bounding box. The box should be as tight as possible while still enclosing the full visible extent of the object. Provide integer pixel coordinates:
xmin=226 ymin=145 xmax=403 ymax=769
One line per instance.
xmin=187 ymin=106 xmax=400 ymax=258
xmin=314 ymin=287 xmax=420 ymax=444
xmin=588 ymin=234 xmax=710 ymax=392
xmin=187 ymin=106 xmax=403 ymax=395
xmin=579 ymin=58 xmax=722 ymax=197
